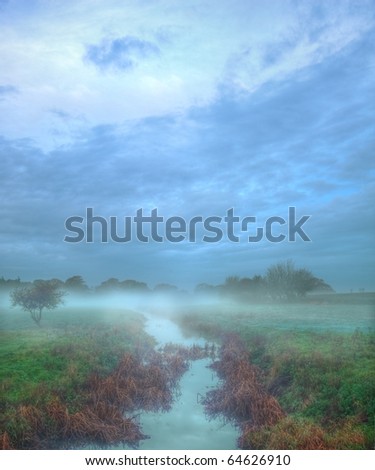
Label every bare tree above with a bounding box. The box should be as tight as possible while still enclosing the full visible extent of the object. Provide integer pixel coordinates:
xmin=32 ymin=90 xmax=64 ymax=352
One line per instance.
xmin=266 ymin=260 xmax=331 ymax=301
xmin=10 ymin=280 xmax=65 ymax=326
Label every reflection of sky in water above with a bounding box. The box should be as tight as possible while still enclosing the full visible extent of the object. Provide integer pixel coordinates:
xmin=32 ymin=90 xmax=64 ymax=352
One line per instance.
xmin=138 ymin=358 xmax=238 ymax=450
xmin=142 ymin=312 xmax=205 ymax=347
xmin=70 ymin=299 xmax=238 ymax=450
xmin=130 ymin=311 xmax=238 ymax=450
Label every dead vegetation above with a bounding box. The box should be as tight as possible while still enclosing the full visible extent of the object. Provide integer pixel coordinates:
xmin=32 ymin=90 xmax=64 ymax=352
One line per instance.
xmin=0 ymin=432 xmax=12 ymax=450
xmin=202 ymin=334 xmax=285 ymax=447
xmin=239 ymin=416 xmax=366 ymax=450
xmin=47 ymin=399 xmax=145 ymax=446
xmin=202 ymin=333 xmax=369 ymax=449
xmin=1 ymin=343 xmax=211 ymax=449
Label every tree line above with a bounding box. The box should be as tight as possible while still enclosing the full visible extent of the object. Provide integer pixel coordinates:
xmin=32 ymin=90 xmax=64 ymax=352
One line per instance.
xmin=3 ymin=260 xmax=333 ymax=326
xmin=198 ymin=260 xmax=333 ymax=301
xmin=0 ymin=261 xmax=333 ymax=299
xmin=0 ymin=275 xmax=177 ymax=294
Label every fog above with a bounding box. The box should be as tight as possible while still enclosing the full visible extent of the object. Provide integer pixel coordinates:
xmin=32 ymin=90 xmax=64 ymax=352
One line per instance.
xmin=61 ymin=289 xmax=375 ymax=334
xmin=61 ymin=292 xmax=239 ymax=450
xmin=60 ymin=290 xmax=374 ymax=450
xmin=110 ymin=295 xmax=238 ymax=450
xmin=1 ymin=288 xmax=373 ymax=450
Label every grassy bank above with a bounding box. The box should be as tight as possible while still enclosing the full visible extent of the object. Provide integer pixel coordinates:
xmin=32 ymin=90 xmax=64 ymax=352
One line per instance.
xmin=176 ymin=298 xmax=375 ymax=449
xmin=0 ymin=305 xmax=157 ymax=449
xmin=0 ymin=302 xmax=213 ymax=449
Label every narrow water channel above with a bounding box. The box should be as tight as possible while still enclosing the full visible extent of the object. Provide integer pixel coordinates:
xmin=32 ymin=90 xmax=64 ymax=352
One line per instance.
xmin=134 ymin=311 xmax=238 ymax=450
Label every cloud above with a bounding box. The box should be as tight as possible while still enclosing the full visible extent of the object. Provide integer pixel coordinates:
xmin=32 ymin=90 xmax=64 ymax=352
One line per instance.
xmin=0 ymin=84 xmax=18 ymax=100
xmin=1 ymin=0 xmax=373 ymax=150
xmin=1 ymin=26 xmax=374 ymax=289
xmin=222 ymin=1 xmax=374 ymax=94
xmin=0 ymin=1 xmax=374 ymax=290
xmin=84 ymin=36 xmax=160 ymax=71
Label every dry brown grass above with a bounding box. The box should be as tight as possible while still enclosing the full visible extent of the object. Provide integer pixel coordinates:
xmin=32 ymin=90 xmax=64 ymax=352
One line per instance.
xmin=239 ymin=416 xmax=366 ymax=450
xmin=204 ymin=334 xmax=285 ymax=430
xmin=67 ymin=403 xmax=144 ymax=445
xmin=0 ymin=432 xmax=13 ymax=450
xmin=204 ymin=334 xmax=369 ymax=450
xmin=1 ymin=344 xmax=209 ymax=449
xmin=203 ymin=334 xmax=286 ymax=449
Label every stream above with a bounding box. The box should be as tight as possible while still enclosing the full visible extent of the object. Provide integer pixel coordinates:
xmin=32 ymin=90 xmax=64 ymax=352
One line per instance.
xmin=130 ymin=310 xmax=238 ymax=450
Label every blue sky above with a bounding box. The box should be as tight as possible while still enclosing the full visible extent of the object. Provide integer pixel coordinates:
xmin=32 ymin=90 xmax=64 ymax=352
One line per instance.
xmin=0 ymin=0 xmax=374 ymax=291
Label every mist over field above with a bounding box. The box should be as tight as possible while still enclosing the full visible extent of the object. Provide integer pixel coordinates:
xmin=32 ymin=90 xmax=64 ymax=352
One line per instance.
xmin=1 ymin=282 xmax=374 ymax=450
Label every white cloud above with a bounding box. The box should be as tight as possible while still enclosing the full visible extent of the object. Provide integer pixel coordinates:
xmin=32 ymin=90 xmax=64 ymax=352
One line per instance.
xmin=0 ymin=1 xmax=374 ymax=290
xmin=1 ymin=0 xmax=373 ymax=149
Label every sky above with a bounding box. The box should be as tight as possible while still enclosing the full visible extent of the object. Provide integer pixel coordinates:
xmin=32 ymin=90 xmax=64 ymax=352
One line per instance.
xmin=0 ymin=0 xmax=374 ymax=292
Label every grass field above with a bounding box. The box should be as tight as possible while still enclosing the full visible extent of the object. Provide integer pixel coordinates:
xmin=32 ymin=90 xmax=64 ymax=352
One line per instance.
xmin=0 ymin=302 xmax=158 ymax=449
xmin=176 ymin=293 xmax=375 ymax=449
xmin=1 ymin=292 xmax=374 ymax=449
xmin=0 ymin=307 xmax=151 ymax=405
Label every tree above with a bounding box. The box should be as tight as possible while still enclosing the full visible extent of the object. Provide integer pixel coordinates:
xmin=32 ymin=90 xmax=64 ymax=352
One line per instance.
xmin=266 ymin=260 xmax=331 ymax=301
xmin=195 ymin=283 xmax=218 ymax=294
xmin=220 ymin=275 xmax=266 ymax=301
xmin=293 ymin=268 xmax=332 ymax=297
xmin=65 ymin=275 xmax=89 ymax=292
xmin=0 ymin=276 xmax=22 ymax=291
xmin=96 ymin=278 xmax=121 ymax=292
xmin=10 ymin=280 xmax=65 ymax=326
xmin=120 ymin=279 xmax=149 ymax=292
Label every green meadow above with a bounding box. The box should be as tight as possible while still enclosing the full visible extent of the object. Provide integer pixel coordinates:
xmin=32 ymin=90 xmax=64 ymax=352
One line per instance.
xmin=176 ymin=293 xmax=375 ymax=449
xmin=0 ymin=304 xmax=153 ymax=448
xmin=1 ymin=292 xmax=374 ymax=449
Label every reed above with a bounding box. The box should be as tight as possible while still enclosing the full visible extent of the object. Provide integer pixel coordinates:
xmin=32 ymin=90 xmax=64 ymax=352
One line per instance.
xmin=0 ymin=432 xmax=13 ymax=450
xmin=1 ymin=343 xmax=210 ymax=449
xmin=203 ymin=334 xmax=285 ymax=447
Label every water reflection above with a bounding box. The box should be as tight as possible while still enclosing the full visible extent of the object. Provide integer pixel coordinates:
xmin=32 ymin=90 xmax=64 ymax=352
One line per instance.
xmin=131 ymin=310 xmax=238 ymax=450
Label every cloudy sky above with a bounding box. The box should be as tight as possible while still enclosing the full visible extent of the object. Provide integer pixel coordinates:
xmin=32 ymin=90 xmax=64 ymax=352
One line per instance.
xmin=0 ymin=0 xmax=374 ymax=291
